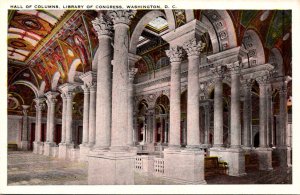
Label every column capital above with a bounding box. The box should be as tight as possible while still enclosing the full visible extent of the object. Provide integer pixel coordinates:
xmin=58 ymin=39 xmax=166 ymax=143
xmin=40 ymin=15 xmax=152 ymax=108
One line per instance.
xmin=81 ymin=84 xmax=90 ymax=94
xmin=256 ymin=75 xmax=271 ymax=86
xmin=79 ymin=71 xmax=97 ymax=89
xmin=129 ymin=68 xmax=138 ymax=81
xmin=183 ymin=38 xmax=206 ymax=57
xmin=241 ymin=78 xmax=255 ymax=90
xmin=92 ymin=14 xmax=113 ymax=38
xmin=22 ymin=105 xmax=30 ymax=115
xmin=227 ymin=61 xmax=242 ymax=75
xmin=107 ymin=10 xmax=137 ymax=26
xmin=58 ymin=83 xmax=79 ymax=99
xmin=166 ymin=46 xmax=184 ymax=63
xmin=34 ymin=98 xmax=45 ymax=111
xmin=45 ymin=91 xmax=59 ymax=104
xmin=210 ymin=65 xmax=227 ymax=78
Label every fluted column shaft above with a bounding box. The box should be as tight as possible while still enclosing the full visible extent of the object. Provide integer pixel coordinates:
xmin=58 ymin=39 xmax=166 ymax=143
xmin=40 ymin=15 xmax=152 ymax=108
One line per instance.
xmin=257 ymin=78 xmax=268 ymax=148
xmin=89 ymin=85 xmax=96 ymax=146
xmin=92 ymin=14 xmax=113 ymax=149
xmin=166 ymin=46 xmax=184 ymax=148
xmin=242 ymin=80 xmax=253 ymax=147
xmin=65 ymin=92 xmax=74 ymax=144
xmin=230 ymin=66 xmax=241 ymax=148
xmin=108 ymin=10 xmax=136 ymax=149
xmin=82 ymin=86 xmax=90 ymax=145
xmin=61 ymin=94 xmax=67 ymax=143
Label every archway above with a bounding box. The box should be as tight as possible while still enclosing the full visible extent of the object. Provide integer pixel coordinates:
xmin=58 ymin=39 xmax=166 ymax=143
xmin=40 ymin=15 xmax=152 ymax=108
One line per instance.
xmin=154 ymin=95 xmax=169 ymax=144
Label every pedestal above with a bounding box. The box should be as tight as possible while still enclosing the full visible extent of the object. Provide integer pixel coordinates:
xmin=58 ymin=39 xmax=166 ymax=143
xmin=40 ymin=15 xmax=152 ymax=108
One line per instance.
xmin=37 ymin=142 xmax=44 ymax=155
xmin=274 ymin=147 xmax=288 ymax=167
xmin=163 ymin=148 xmax=206 ymax=184
xmin=255 ymin=147 xmax=273 ymax=171
xmin=43 ymin=142 xmax=55 ymax=156
xmin=79 ymin=144 xmax=91 ymax=161
xmin=58 ymin=143 xmax=74 ymax=159
xmin=21 ymin=141 xmax=29 ymax=151
xmin=88 ymin=150 xmax=136 ymax=184
xmin=33 ymin=141 xmax=42 ymax=154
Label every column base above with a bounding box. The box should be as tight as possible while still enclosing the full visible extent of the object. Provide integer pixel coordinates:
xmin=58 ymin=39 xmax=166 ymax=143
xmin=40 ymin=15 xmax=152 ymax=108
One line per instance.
xmin=255 ymin=147 xmax=273 ymax=171
xmin=33 ymin=141 xmax=42 ymax=154
xmin=43 ymin=142 xmax=56 ymax=156
xmin=58 ymin=143 xmax=74 ymax=160
xmin=163 ymin=148 xmax=206 ymax=184
xmin=88 ymin=149 xmax=136 ymax=184
xmin=224 ymin=148 xmax=246 ymax=176
xmin=21 ymin=141 xmax=29 ymax=151
xmin=79 ymin=144 xmax=91 ymax=161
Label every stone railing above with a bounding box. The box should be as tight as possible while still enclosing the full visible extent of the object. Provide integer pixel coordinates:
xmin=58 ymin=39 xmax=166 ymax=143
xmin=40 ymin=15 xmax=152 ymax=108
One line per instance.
xmin=135 ymin=156 xmax=143 ymax=171
xmin=154 ymin=157 xmax=164 ymax=175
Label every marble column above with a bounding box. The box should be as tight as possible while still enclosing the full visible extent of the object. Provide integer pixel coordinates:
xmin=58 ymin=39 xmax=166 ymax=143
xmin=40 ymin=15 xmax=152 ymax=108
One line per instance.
xmin=33 ymin=98 xmax=45 ymax=154
xmin=108 ymin=10 xmax=136 ymax=150
xmin=89 ymin=83 xmax=97 ymax=147
xmin=45 ymin=100 xmax=51 ymax=143
xmin=203 ymin=102 xmax=211 ymax=146
xmin=45 ymin=92 xmax=59 ymax=144
xmin=165 ymin=46 xmax=184 ymax=149
xmin=81 ymin=85 xmax=90 ymax=146
xmin=88 ymin=11 xmax=137 ymax=185
xmin=127 ymin=68 xmax=138 ymax=146
xmin=257 ymin=78 xmax=268 ymax=148
xmin=276 ymin=81 xmax=288 ymax=167
xmin=92 ymin=15 xmax=113 ymax=150
xmin=266 ymin=84 xmax=273 ymax=147
xmin=241 ymin=79 xmax=254 ymax=148
xmin=60 ymin=94 xmax=67 ymax=144
xmin=211 ymin=66 xmax=226 ymax=148
xmin=256 ymin=76 xmax=273 ymax=171
xmin=65 ymin=91 xmax=74 ymax=145
xmin=183 ymin=38 xmax=206 ymax=148
xmin=21 ymin=105 xmax=30 ymax=150
xmin=229 ymin=62 xmax=242 ymax=148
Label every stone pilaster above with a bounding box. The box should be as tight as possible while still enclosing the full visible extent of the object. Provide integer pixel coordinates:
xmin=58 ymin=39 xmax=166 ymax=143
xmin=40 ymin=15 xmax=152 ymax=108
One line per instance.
xmin=21 ymin=105 xmax=30 ymax=150
xmin=241 ymin=79 xmax=254 ymax=148
xmin=92 ymin=14 xmax=113 ymax=150
xmin=127 ymin=66 xmax=139 ymax=147
xmin=33 ymin=98 xmax=45 ymax=154
xmin=210 ymin=65 xmax=226 ymax=148
xmin=165 ymin=46 xmax=184 ymax=149
xmin=183 ymin=38 xmax=206 ymax=148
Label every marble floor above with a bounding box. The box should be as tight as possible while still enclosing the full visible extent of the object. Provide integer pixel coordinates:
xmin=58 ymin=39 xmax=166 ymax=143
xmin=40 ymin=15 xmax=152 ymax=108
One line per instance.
xmin=7 ymin=151 xmax=292 ymax=185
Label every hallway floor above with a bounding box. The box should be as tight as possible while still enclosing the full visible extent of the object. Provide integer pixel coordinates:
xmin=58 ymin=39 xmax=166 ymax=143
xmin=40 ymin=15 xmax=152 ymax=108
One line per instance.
xmin=7 ymin=151 xmax=292 ymax=185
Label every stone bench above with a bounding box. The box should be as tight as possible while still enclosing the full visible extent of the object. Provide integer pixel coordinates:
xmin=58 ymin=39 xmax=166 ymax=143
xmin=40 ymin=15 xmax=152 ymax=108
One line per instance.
xmin=205 ymin=156 xmax=228 ymax=177
xmin=8 ymin=144 xmax=18 ymax=151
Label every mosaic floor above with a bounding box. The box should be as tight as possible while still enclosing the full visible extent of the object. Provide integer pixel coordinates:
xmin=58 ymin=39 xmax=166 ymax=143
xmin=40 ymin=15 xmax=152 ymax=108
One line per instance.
xmin=7 ymin=151 xmax=292 ymax=185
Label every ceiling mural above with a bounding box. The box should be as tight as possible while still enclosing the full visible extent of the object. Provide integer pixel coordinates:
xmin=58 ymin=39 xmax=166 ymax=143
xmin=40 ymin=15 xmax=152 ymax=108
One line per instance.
xmin=7 ymin=9 xmax=292 ymax=115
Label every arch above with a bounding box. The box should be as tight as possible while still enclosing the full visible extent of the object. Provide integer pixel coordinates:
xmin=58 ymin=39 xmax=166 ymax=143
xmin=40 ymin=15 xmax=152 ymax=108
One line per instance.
xmin=269 ymin=48 xmax=284 ymax=77
xmin=164 ymin=10 xmax=176 ymax=31
xmin=8 ymin=92 xmax=25 ymax=105
xmin=129 ymin=10 xmax=166 ymax=54
xmin=11 ymin=80 xmax=40 ymax=98
xmin=51 ymin=71 xmax=61 ymax=91
xmin=91 ymin=47 xmax=99 ymax=71
xmin=39 ymin=81 xmax=46 ymax=95
xmin=242 ymin=29 xmax=265 ymax=66
xmin=68 ymin=58 xmax=82 ymax=83
xmin=201 ymin=15 xmax=219 ymax=53
xmin=155 ymin=95 xmax=170 ymax=114
xmin=202 ymin=10 xmax=237 ymax=51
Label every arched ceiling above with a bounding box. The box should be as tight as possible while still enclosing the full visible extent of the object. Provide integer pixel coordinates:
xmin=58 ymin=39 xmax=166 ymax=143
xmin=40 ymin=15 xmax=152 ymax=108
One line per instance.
xmin=7 ymin=9 xmax=292 ymax=115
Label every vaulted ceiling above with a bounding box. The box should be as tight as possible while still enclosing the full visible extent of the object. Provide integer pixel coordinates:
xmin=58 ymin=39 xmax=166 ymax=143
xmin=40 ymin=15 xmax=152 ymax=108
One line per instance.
xmin=7 ymin=9 xmax=292 ymax=115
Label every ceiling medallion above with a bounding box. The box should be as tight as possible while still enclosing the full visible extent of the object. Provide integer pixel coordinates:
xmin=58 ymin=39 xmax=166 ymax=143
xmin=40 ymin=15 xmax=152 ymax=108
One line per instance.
xmin=22 ymin=19 xmax=41 ymax=30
